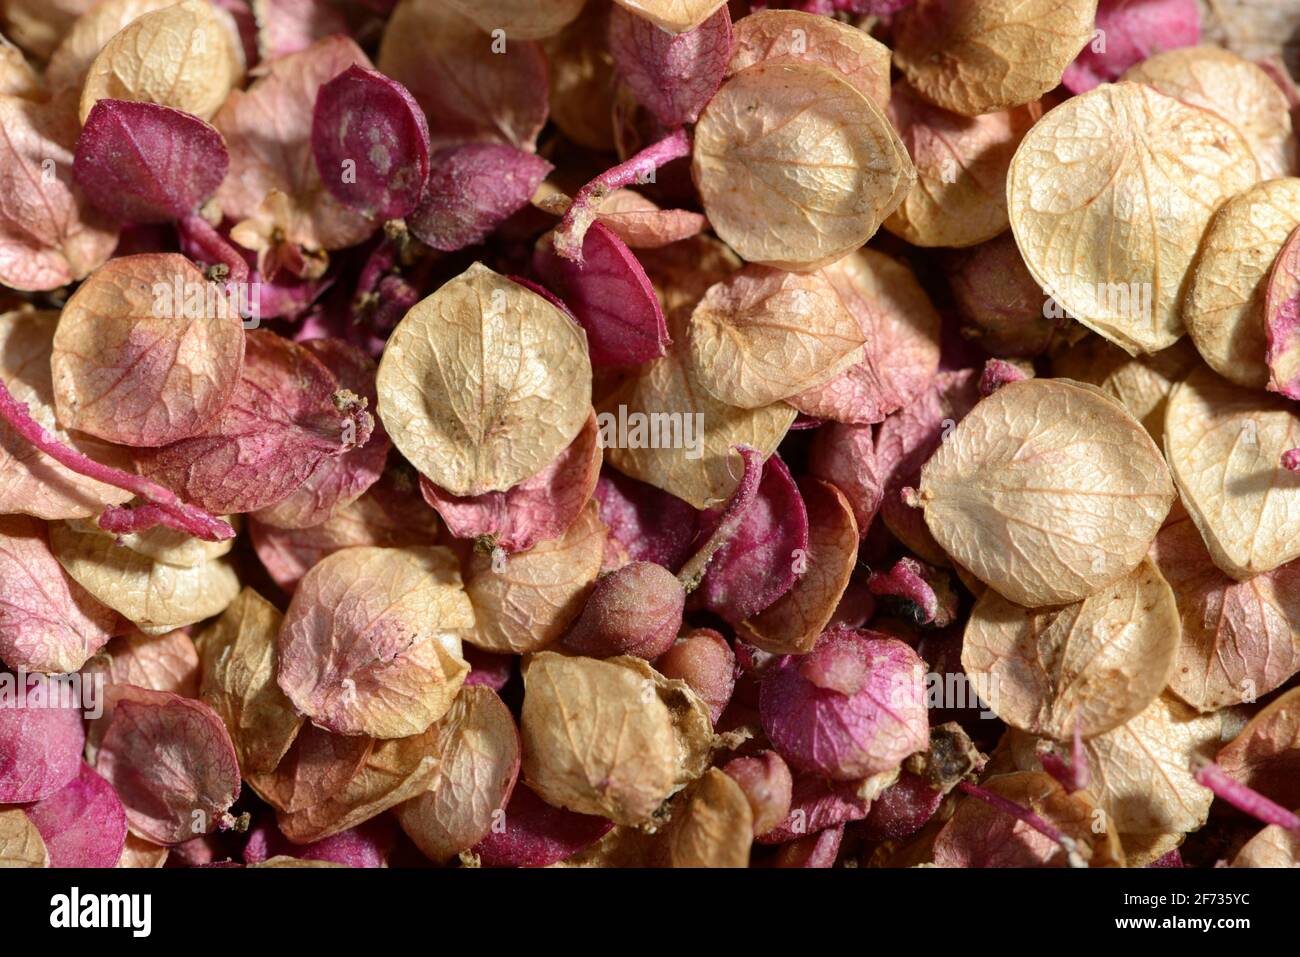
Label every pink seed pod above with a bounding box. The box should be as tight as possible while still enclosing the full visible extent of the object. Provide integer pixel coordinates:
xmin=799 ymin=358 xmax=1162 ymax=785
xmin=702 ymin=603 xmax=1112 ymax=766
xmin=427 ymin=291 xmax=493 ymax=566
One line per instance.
xmin=756 ymin=775 xmax=872 ymax=845
xmin=409 ymin=144 xmax=553 ymax=252
xmin=0 ymin=672 xmax=86 ymax=803
xmin=463 ymin=646 xmax=516 ymax=692
xmin=94 ymin=686 xmax=241 ymax=845
xmin=243 ymin=816 xmax=396 ymax=868
xmin=656 ymin=628 xmax=736 ymax=725
xmin=721 ymin=751 xmax=793 ymax=837
xmin=472 ymin=783 xmax=614 ymax=868
xmin=75 ymin=100 xmax=229 ymax=223
xmin=608 ymin=2 xmax=732 ymax=128
xmin=945 ymin=235 xmax=1061 ymax=357
xmin=759 ymin=628 xmax=930 ymax=781
xmin=695 ymin=452 xmax=809 ymax=624
xmin=593 ymin=468 xmax=700 ymax=572
xmin=562 ymin=561 xmax=686 ymax=660
xmin=311 ymin=66 xmax=431 ymax=221
xmin=23 ymin=761 xmax=128 ymax=868
xmin=769 ymin=825 xmax=843 ymax=868
xmin=861 ymin=770 xmax=942 ymax=842
xmin=866 ymin=556 xmax=958 ymax=627
xmin=1062 ymin=0 xmax=1200 ymax=94
xmin=809 ymin=421 xmax=884 ymax=539
xmin=533 ymin=223 xmax=670 ymax=367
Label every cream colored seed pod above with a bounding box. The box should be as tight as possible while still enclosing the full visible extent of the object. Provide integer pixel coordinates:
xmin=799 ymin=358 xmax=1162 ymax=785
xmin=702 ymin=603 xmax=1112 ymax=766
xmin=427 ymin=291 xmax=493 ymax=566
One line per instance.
xmin=1008 ymin=82 xmax=1259 ymax=355
xmin=692 ymin=59 xmax=914 ymax=272
xmin=917 ymin=378 xmax=1174 ymax=607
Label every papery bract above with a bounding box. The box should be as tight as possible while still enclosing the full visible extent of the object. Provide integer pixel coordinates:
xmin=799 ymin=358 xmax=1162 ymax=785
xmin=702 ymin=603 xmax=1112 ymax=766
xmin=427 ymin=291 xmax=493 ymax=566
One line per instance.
xmin=760 ymin=630 xmax=929 ymax=781
xmin=721 ymin=750 xmax=792 ymax=836
xmin=311 ymin=66 xmax=430 ymax=221
xmin=23 ymin=761 xmax=127 ymax=868
xmin=654 ymin=767 xmax=752 ymax=867
xmin=94 ymin=686 xmax=241 ymax=845
xmin=808 ymin=421 xmax=883 ymax=537
xmin=946 ymin=234 xmax=1060 ymax=358
xmin=0 ymin=672 xmax=86 ymax=802
xmin=543 ymin=3 xmax=619 ymax=151
xmin=0 ymin=809 xmax=48 ymax=867
xmin=473 ymin=783 xmax=613 ymax=868
xmin=755 ymin=774 xmax=872 ymax=845
xmin=246 ymin=723 xmax=372 ymax=814
xmin=1266 ymin=223 xmax=1300 ymax=399
xmin=84 ymin=629 xmax=200 ymax=698
xmin=277 ymin=547 xmax=472 ymax=738
xmin=1216 ymin=687 xmax=1300 ymax=812
xmin=592 ymin=468 xmax=699 ymax=572
xmin=656 ymin=628 xmax=735 ymax=726
xmin=243 ymin=817 xmax=394 ymax=868
xmin=1063 ymin=0 xmax=1200 ymax=92
xmin=410 ymin=144 xmax=552 ymax=252
xmin=608 ymin=3 xmax=731 ymax=128
xmin=45 ymin=0 xmax=176 ymax=94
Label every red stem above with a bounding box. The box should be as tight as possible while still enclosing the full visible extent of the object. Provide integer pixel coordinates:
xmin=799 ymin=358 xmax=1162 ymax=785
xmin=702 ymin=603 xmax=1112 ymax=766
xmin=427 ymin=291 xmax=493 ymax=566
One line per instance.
xmin=1194 ymin=761 xmax=1300 ymax=832
xmin=0 ymin=379 xmax=234 ymax=541
xmin=1039 ymin=721 xmax=1090 ymax=794
xmin=553 ymin=128 xmax=692 ymax=263
xmin=179 ymin=213 xmax=251 ymax=285
xmin=956 ymin=780 xmax=1087 ymax=867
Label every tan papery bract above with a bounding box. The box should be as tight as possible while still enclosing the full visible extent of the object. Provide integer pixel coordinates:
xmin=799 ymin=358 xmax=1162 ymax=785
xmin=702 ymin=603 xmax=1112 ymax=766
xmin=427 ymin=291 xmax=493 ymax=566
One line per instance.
xmin=84 ymin=628 xmax=200 ymax=697
xmin=918 ymin=378 xmax=1175 ymax=606
xmin=1231 ymin=823 xmax=1300 ymax=868
xmin=1 ymin=0 xmax=96 ymax=60
xmin=1008 ymin=82 xmax=1259 ymax=355
xmin=654 ymin=768 xmax=753 ymax=868
xmin=46 ymin=0 xmax=175 ymax=93
xmin=442 ymin=0 xmax=586 ymax=39
xmin=0 ymin=809 xmax=48 ymax=867
xmin=611 ymin=0 xmax=728 ymax=34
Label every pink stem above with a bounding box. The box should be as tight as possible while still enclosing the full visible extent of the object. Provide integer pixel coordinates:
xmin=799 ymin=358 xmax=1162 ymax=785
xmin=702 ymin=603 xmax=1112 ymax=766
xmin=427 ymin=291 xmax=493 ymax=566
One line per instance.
xmin=677 ymin=446 xmax=762 ymax=591
xmin=179 ymin=213 xmax=251 ymax=285
xmin=956 ymin=780 xmax=1087 ymax=867
xmin=553 ymin=128 xmax=692 ymax=263
xmin=1194 ymin=761 xmax=1300 ymax=832
xmin=0 ymin=378 xmax=234 ymax=541
xmin=1282 ymin=448 xmax=1300 ymax=473
xmin=1040 ymin=721 xmax=1089 ymax=794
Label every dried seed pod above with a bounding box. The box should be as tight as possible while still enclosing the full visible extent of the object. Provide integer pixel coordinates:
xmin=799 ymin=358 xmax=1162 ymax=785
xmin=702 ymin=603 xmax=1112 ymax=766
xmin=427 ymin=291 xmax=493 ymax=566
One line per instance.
xmin=24 ymin=762 xmax=128 ymax=868
xmin=721 ymin=751 xmax=792 ymax=837
xmin=610 ymin=0 xmax=727 ymax=34
xmin=423 ymin=412 xmax=600 ymax=553
xmin=1076 ymin=694 xmax=1223 ymax=835
xmin=276 ymin=725 xmax=441 ymax=844
xmin=689 ymin=265 xmax=865 ymax=409
xmin=410 ymin=144 xmax=553 ymax=253
xmin=1231 ymin=822 xmax=1300 ymax=868
xmin=50 ymin=520 xmax=239 ymax=633
xmin=95 ymin=687 xmax=241 ymax=845
xmin=84 ymin=631 xmax=199 ymax=704
xmin=1152 ymin=514 xmax=1300 ymax=711
xmin=1063 ymin=0 xmax=1201 ymax=92
xmin=1008 ymin=82 xmax=1259 ymax=354
xmin=656 ymin=628 xmax=736 ymax=725
xmin=1124 ymin=46 xmax=1295 ymax=179
xmin=1265 ymin=223 xmax=1300 ymax=399
xmin=246 ymin=724 xmax=372 ymax=815
xmin=378 ymin=0 xmax=549 ymax=152
xmin=52 ymin=254 xmax=244 ymax=448
xmin=0 ymin=94 xmax=118 ymax=292
xmin=311 ymin=66 xmax=430 ymax=221
xmin=0 ymin=672 xmax=87 ymax=803
xmin=654 ymin=768 xmax=753 ymax=867
xmin=243 ymin=818 xmax=394 ymax=869
xmin=75 ymin=100 xmax=229 ymax=223
xmin=1216 ymin=687 xmax=1300 ymax=811
xmin=533 ymin=224 xmax=670 ymax=367
xmin=962 ymin=559 xmax=1180 ymax=738
xmin=861 ymin=771 xmax=943 ymax=842
xmin=738 ymin=479 xmax=859 ymax=656
xmin=135 ymin=330 xmax=367 ymax=515
xmin=278 ymin=547 xmax=472 ymax=738
xmin=609 ymin=3 xmax=731 ymax=128
xmin=756 ymin=774 xmax=873 ymax=845
xmin=787 ymin=249 xmax=942 ymax=426
xmin=918 ymin=378 xmax=1175 ymax=607
xmin=760 ymin=630 xmax=930 ymax=781
xmin=934 ymin=771 xmax=1116 ymax=867
xmin=0 ymin=809 xmax=48 ymax=867
xmin=395 ymin=686 xmax=521 ymax=863
xmin=520 ymin=652 xmax=713 ymax=825
xmin=212 ymin=35 xmax=373 ymax=255
xmin=1051 ymin=335 xmax=1199 ymax=446
xmin=1185 ymin=178 xmax=1300 ymax=388
xmin=875 ymin=369 xmax=981 ymax=565
xmin=250 ymin=483 xmax=442 ymax=592
xmin=563 ymin=561 xmax=686 ymax=660
xmin=377 ymin=263 xmax=592 ymax=497
xmin=464 ymin=502 xmax=606 ymax=654
xmin=45 ymin=0 xmax=176 ymax=93
xmin=543 ymin=3 xmax=619 ymax=151
xmin=116 ymin=833 xmax=168 ymax=868
xmin=946 ymin=234 xmax=1061 ymax=357
xmin=473 ymin=782 xmax=614 ymax=868
xmin=808 ymin=421 xmax=883 ymax=537
xmin=196 ymin=588 xmax=303 ymax=775
xmin=597 ymin=306 xmax=795 ymax=510
xmin=884 ymin=82 xmax=1038 ymax=248
xmin=692 ymin=60 xmax=914 ymax=271
xmin=1164 ymin=365 xmax=1300 ymax=579
xmin=893 ymin=0 xmax=1097 ymax=116
xmin=79 ymin=0 xmax=242 ymax=123
xmin=0 ymin=515 xmax=118 ymax=674
xmin=726 ymin=9 xmax=891 ymax=111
